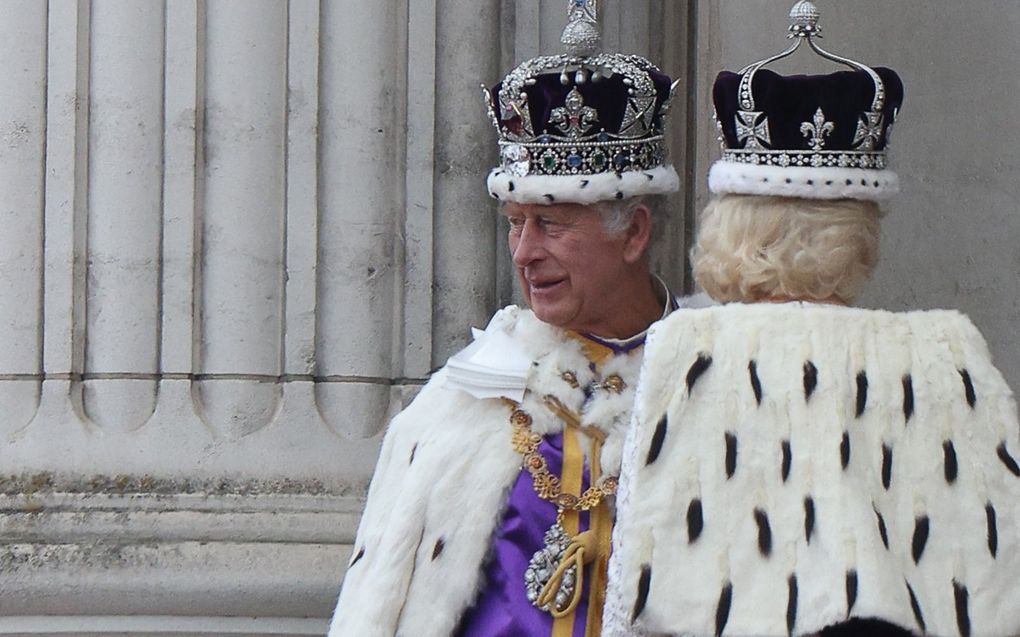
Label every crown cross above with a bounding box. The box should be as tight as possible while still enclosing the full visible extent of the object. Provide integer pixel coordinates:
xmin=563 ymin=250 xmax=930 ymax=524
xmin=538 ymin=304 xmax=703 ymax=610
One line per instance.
xmin=736 ymin=110 xmax=772 ymax=150
xmin=852 ymin=111 xmax=884 ymax=151
xmin=567 ymin=0 xmax=597 ymax=21
xmin=800 ymin=107 xmax=835 ymax=151
xmin=550 ymin=88 xmax=599 ymax=138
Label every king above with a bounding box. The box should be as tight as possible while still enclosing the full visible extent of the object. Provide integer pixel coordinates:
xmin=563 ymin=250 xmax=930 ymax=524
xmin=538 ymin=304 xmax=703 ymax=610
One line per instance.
xmin=327 ymin=1 xmax=688 ymax=635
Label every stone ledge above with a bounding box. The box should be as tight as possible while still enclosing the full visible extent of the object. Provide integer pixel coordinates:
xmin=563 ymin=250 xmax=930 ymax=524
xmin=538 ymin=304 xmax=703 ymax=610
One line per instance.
xmin=0 ymin=539 xmax=348 ymax=618
xmin=0 ymin=615 xmax=327 ymax=636
xmin=0 ymin=492 xmax=363 ymax=545
xmin=0 ymin=493 xmax=362 ymax=633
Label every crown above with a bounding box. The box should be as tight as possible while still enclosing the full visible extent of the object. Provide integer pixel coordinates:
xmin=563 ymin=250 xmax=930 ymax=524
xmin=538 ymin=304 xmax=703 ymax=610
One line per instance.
xmin=710 ymin=1 xmax=905 ymax=201
xmin=483 ymin=0 xmax=680 ymax=205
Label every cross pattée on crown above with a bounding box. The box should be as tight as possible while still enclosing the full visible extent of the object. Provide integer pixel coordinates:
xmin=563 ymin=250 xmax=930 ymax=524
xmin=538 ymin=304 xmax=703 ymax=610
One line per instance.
xmin=736 ymin=110 xmax=772 ymax=150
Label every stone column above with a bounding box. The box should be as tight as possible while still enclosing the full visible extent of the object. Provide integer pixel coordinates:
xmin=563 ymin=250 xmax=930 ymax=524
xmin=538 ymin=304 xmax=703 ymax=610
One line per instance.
xmin=432 ymin=0 xmax=503 ymax=364
xmin=83 ymin=0 xmax=164 ymax=433
xmin=0 ymin=0 xmax=46 ymax=437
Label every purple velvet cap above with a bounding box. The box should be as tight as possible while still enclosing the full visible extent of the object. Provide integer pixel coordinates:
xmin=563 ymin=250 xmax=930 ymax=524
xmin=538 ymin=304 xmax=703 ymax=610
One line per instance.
xmin=709 ymin=65 xmax=906 ymax=201
xmin=714 ymin=67 xmax=903 ymax=155
xmin=489 ymin=67 xmax=673 ymax=150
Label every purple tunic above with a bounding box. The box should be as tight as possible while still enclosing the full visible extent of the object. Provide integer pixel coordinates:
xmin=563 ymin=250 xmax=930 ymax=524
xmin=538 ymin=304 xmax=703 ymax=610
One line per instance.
xmin=456 ymin=433 xmax=592 ymax=637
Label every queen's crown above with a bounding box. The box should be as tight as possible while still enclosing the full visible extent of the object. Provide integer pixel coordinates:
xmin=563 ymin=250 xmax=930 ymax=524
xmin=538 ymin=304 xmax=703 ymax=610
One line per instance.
xmin=714 ymin=1 xmax=903 ymax=172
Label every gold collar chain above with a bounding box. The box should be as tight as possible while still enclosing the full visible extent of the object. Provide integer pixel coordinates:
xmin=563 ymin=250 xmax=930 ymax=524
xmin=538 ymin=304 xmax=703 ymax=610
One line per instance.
xmin=508 ymin=400 xmax=618 ymax=512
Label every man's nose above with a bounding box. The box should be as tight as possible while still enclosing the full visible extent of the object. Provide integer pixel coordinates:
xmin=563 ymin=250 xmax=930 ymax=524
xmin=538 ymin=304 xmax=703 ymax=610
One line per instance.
xmin=511 ymin=219 xmax=545 ymax=267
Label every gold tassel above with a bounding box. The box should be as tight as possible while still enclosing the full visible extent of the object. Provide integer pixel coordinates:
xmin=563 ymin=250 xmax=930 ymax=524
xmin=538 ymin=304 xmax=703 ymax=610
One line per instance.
xmin=538 ymin=529 xmax=597 ymax=618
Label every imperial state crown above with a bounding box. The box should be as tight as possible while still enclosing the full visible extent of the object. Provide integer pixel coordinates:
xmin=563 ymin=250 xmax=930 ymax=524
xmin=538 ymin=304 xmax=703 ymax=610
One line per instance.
xmin=484 ymin=0 xmax=681 ymax=205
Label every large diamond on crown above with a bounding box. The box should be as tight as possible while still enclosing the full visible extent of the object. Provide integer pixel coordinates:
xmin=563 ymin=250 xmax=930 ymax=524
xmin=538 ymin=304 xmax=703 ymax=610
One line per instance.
xmin=501 ymin=144 xmax=531 ymax=177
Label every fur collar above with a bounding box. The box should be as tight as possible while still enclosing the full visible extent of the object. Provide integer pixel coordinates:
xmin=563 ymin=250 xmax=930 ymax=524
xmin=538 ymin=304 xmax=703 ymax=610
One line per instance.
xmin=331 ymin=306 xmax=647 ymax=636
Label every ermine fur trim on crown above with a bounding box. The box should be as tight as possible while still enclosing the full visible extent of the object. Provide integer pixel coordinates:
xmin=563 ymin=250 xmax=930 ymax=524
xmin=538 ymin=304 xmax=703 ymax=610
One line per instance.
xmin=488 ymin=164 xmax=680 ymax=205
xmin=709 ymin=161 xmax=899 ymax=201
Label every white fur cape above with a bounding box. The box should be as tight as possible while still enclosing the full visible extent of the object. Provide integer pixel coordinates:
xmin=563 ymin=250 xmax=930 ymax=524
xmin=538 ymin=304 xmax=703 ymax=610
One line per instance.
xmin=604 ymin=304 xmax=1020 ymax=637
xmin=328 ymin=306 xmax=647 ymax=637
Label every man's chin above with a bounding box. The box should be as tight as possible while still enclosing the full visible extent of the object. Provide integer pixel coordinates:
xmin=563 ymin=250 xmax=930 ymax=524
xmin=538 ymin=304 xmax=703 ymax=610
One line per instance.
xmin=528 ymin=302 xmax=576 ymax=330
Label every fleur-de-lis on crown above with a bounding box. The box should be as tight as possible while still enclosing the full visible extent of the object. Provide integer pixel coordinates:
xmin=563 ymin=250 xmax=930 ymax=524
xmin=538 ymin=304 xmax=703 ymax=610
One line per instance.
xmin=550 ymin=88 xmax=599 ymax=138
xmin=735 ymin=110 xmax=772 ymax=150
xmin=800 ymin=107 xmax=835 ymax=151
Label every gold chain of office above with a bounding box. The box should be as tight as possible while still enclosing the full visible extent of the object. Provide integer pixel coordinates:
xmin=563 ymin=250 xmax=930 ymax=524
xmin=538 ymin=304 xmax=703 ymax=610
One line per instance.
xmin=508 ymin=402 xmax=619 ymax=511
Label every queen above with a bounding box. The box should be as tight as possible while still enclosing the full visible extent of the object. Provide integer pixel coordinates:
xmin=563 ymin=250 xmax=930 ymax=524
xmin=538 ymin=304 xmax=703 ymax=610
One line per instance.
xmin=605 ymin=4 xmax=1020 ymax=636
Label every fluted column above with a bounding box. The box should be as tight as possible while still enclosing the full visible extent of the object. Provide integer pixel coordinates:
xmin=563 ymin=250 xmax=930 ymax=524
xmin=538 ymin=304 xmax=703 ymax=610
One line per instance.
xmin=0 ymin=0 xmax=47 ymax=436
xmin=195 ymin=0 xmax=287 ymax=438
xmin=432 ymin=0 xmax=503 ymax=365
xmin=316 ymin=0 xmax=405 ymax=439
xmin=83 ymin=0 xmax=165 ymax=432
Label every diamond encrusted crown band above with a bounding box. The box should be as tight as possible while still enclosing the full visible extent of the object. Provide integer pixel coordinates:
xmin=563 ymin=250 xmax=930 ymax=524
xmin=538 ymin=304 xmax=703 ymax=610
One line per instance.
xmin=722 ymin=149 xmax=888 ymax=171
xmin=499 ymin=138 xmax=668 ymax=178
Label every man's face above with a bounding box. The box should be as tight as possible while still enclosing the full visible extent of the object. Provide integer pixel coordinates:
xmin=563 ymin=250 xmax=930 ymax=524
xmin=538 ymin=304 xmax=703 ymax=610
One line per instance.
xmin=502 ymin=202 xmax=639 ymax=335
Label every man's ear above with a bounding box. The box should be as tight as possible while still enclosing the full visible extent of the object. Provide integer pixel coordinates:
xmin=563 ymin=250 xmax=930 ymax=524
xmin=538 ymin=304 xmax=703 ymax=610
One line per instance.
xmin=621 ymin=204 xmax=652 ymax=265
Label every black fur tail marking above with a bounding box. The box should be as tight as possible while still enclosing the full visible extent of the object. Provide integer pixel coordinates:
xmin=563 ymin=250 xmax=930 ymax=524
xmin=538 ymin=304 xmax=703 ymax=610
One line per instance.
xmin=749 ymin=360 xmax=763 ymax=405
xmin=715 ymin=582 xmax=733 ymax=637
xmin=954 ymin=580 xmax=971 ymax=637
xmin=686 ymin=354 xmax=713 ymax=396
xmin=855 ymin=371 xmax=869 ymax=417
xmin=632 ymin=564 xmax=652 ymax=622
xmin=845 ymin=570 xmax=858 ymax=618
xmin=646 ymin=415 xmax=668 ymax=465
xmin=959 ymin=369 xmax=977 ymax=407
xmin=687 ymin=499 xmax=704 ymax=544
xmin=912 ymin=516 xmax=930 ymax=564
xmin=803 ymin=361 xmax=818 ymax=401
xmin=754 ymin=508 xmax=772 ymax=557
xmin=902 ymin=374 xmax=915 ymax=422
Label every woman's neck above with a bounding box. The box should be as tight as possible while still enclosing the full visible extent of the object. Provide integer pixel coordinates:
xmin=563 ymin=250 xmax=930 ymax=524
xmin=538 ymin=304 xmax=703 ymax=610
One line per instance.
xmin=757 ymin=295 xmax=848 ymax=307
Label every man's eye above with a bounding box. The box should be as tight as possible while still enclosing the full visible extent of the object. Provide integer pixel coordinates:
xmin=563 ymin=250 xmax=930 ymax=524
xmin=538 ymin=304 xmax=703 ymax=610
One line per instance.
xmin=507 ymin=217 xmax=525 ymax=228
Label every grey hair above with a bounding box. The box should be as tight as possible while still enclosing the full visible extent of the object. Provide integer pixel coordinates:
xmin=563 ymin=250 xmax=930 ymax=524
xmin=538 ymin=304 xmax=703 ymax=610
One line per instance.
xmin=496 ymin=195 xmax=668 ymax=241
xmin=594 ymin=195 xmax=667 ymax=239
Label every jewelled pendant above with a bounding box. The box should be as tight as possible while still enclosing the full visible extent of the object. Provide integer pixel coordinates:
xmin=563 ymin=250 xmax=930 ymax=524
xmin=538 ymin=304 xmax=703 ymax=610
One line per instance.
xmin=524 ymin=522 xmax=578 ymax=613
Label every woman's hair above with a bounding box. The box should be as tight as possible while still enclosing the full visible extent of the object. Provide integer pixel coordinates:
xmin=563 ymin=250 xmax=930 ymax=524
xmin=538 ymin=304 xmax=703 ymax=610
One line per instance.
xmin=691 ymin=194 xmax=883 ymax=304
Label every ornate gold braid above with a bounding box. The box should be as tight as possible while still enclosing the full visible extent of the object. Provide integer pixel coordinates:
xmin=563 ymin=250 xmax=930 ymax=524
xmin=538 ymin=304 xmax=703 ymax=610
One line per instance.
xmin=509 ymin=404 xmax=618 ymax=511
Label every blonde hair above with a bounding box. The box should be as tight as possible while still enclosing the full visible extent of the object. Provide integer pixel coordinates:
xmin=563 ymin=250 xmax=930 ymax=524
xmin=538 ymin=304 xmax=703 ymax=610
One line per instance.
xmin=691 ymin=194 xmax=883 ymax=304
